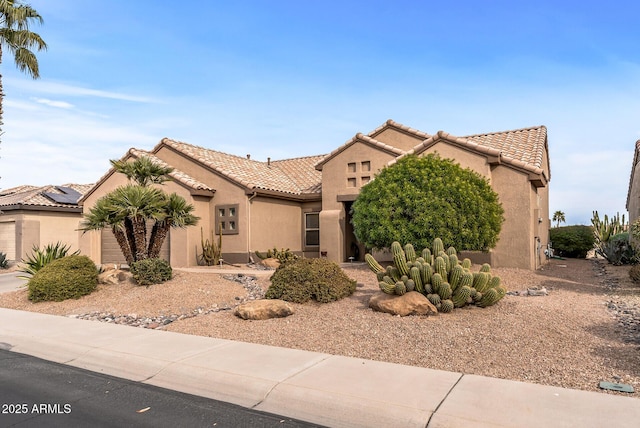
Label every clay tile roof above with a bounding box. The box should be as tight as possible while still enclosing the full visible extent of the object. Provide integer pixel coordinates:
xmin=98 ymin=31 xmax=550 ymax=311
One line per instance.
xmin=401 ymin=125 xmax=549 ymax=180
xmin=128 ymin=149 xmax=213 ymax=192
xmin=368 ymin=119 xmax=431 ymax=140
xmin=161 ymin=138 xmax=324 ymax=196
xmin=463 ymin=125 xmax=548 ymax=174
xmin=0 ymin=183 xmax=93 ymax=209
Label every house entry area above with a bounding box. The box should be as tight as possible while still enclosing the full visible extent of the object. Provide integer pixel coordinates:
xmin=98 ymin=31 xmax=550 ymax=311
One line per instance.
xmin=344 ymin=201 xmax=365 ymax=262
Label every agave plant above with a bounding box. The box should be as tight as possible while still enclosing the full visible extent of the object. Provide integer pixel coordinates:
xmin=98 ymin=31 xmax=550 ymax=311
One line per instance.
xmin=0 ymin=252 xmax=8 ymax=269
xmin=18 ymin=242 xmax=79 ymax=279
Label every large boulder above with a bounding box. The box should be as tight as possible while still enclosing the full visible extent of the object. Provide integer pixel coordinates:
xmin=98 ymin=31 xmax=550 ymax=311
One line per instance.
xmin=369 ymin=291 xmax=438 ymax=316
xmin=234 ymin=299 xmax=294 ymax=320
xmin=98 ymin=268 xmax=133 ymax=285
xmin=260 ymin=258 xmax=280 ymax=269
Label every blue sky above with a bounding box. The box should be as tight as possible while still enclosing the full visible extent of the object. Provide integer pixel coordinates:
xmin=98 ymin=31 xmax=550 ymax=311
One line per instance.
xmin=1 ymin=0 xmax=639 ymax=225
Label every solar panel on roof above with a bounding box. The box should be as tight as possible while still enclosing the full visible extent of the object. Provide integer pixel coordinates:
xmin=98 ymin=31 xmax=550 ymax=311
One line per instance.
xmin=43 ymin=186 xmax=82 ymax=205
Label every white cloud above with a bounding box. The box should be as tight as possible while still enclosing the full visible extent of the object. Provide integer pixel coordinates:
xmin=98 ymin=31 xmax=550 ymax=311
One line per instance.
xmin=32 ymin=98 xmax=74 ymax=109
xmin=7 ymin=77 xmax=158 ymax=103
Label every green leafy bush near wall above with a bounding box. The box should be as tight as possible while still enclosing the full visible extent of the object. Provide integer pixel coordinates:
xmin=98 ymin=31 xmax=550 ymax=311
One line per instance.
xmin=350 ymin=154 xmax=504 ymax=252
xmin=28 ymin=255 xmax=98 ymax=302
xmin=266 ymin=258 xmax=356 ymax=303
xmin=130 ymin=258 xmax=173 ymax=286
xmin=549 ymin=225 xmax=595 ymax=258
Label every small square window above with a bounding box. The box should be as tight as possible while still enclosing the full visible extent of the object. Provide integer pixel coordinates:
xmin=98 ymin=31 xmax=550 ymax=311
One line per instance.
xmin=347 ymin=177 xmax=357 ymax=187
xmin=361 ymin=176 xmax=371 ymax=184
xmin=361 ymin=161 xmax=371 ymax=172
xmin=347 ymin=162 xmax=356 ymax=173
xmin=215 ymin=204 xmax=239 ymax=234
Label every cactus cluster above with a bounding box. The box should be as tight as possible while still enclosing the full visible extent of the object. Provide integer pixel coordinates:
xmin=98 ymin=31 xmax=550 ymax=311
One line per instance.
xmin=368 ymin=238 xmax=507 ymax=312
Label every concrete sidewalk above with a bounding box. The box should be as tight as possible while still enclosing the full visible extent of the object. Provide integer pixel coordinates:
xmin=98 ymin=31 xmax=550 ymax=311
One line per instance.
xmin=1 ymin=307 xmax=639 ymax=427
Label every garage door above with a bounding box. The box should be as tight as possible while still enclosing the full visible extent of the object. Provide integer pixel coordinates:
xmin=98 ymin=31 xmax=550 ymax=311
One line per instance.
xmin=0 ymin=222 xmax=16 ymax=261
xmin=101 ymin=226 xmax=170 ymax=264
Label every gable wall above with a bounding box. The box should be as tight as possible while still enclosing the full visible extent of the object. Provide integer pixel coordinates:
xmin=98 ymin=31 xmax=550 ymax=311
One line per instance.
xmin=372 ymin=128 xmax=424 ymax=151
xmin=629 ymin=150 xmax=640 ymax=227
xmin=420 ymin=142 xmax=492 ymax=178
xmin=320 ymin=141 xmax=398 ymax=261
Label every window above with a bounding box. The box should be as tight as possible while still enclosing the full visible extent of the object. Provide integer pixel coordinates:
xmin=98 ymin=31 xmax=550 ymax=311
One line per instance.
xmin=361 ymin=161 xmax=371 ymax=172
xmin=347 ymin=177 xmax=357 ymax=187
xmin=361 ymin=176 xmax=371 ymax=185
xmin=347 ymin=162 xmax=356 ymax=173
xmin=305 ymin=213 xmax=320 ymax=247
xmin=215 ymin=204 xmax=239 ymax=234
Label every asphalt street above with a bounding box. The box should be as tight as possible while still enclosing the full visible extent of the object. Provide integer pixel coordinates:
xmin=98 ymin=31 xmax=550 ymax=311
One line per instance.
xmin=0 ymin=349 xmax=324 ymax=428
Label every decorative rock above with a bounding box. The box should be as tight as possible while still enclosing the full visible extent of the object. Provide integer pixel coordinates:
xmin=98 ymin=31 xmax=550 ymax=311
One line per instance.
xmin=260 ymin=258 xmax=280 ymax=269
xmin=369 ymin=291 xmax=438 ymax=317
xmin=234 ymin=299 xmax=294 ymax=320
xmin=98 ymin=269 xmax=132 ymax=285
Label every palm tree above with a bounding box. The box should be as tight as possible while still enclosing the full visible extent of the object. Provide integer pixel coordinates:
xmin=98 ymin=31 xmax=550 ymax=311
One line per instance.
xmin=147 ymin=193 xmax=199 ymax=258
xmin=81 ymin=156 xmax=199 ymax=264
xmin=0 ymin=1 xmax=47 ymax=139
xmin=552 ymin=210 xmax=566 ymax=228
xmin=110 ymin=156 xmax=173 ymax=187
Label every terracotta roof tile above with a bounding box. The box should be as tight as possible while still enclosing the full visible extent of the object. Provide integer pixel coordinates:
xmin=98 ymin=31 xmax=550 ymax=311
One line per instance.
xmin=161 ymin=138 xmax=323 ymax=196
xmin=128 ymin=149 xmax=214 ymax=193
xmin=0 ymin=183 xmax=93 ymax=209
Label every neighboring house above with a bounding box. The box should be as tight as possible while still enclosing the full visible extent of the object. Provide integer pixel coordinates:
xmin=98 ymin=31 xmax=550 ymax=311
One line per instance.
xmin=626 ymin=140 xmax=640 ymax=228
xmin=79 ymin=119 xmax=551 ymax=270
xmin=0 ymin=183 xmax=93 ymax=262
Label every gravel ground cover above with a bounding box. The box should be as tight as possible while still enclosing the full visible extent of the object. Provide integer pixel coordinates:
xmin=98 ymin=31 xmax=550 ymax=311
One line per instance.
xmin=1 ymin=257 xmax=638 ymax=397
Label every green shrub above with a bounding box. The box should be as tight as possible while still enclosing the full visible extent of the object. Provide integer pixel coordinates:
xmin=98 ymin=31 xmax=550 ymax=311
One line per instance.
xmin=18 ymin=242 xmax=79 ymax=278
xmin=0 ymin=252 xmax=8 ymax=269
xmin=549 ymin=225 xmax=595 ymax=258
xmin=28 ymin=255 xmax=98 ymax=302
xmin=130 ymin=258 xmax=172 ymax=286
xmin=351 ymin=154 xmax=504 ymax=252
xmin=266 ymin=258 xmax=356 ymax=303
xmin=629 ymin=265 xmax=640 ymax=284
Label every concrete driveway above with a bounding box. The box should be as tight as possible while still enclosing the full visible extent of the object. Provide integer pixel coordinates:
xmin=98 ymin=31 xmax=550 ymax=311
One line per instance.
xmin=0 ymin=272 xmax=27 ymax=293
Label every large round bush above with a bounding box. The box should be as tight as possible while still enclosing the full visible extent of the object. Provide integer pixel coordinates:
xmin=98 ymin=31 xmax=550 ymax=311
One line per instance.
xmin=28 ymin=255 xmax=98 ymax=302
xmin=266 ymin=258 xmax=356 ymax=303
xmin=351 ymin=154 xmax=504 ymax=251
xmin=549 ymin=225 xmax=595 ymax=258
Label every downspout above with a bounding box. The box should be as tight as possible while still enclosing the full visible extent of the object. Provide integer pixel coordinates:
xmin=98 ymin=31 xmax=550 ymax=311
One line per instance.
xmin=247 ymin=191 xmax=258 ymax=262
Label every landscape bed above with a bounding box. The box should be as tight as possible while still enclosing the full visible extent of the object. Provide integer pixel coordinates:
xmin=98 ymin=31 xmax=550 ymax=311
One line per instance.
xmin=0 ymin=258 xmax=638 ymax=396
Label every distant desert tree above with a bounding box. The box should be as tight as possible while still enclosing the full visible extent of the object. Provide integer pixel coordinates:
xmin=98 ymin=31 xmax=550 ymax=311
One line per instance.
xmin=0 ymin=0 xmax=47 ymax=145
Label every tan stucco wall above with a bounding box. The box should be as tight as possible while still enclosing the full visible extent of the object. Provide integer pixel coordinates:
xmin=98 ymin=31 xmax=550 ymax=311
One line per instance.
xmin=319 ymin=141 xmax=398 ymax=262
xmin=628 ymin=153 xmax=640 ymax=227
xmin=421 ymin=142 xmax=492 ymax=178
xmin=319 ymin=138 xmax=550 ymax=269
xmin=0 ymin=210 xmax=82 ymax=262
xmin=371 ymin=128 xmax=425 ymax=151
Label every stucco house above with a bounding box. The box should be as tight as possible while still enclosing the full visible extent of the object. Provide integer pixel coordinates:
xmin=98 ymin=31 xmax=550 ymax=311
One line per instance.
xmin=626 ymin=140 xmax=640 ymax=227
xmin=0 ymin=183 xmax=93 ymax=262
xmin=79 ymin=120 xmax=551 ymax=270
